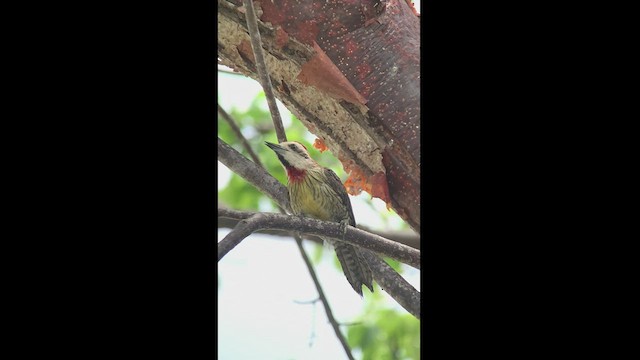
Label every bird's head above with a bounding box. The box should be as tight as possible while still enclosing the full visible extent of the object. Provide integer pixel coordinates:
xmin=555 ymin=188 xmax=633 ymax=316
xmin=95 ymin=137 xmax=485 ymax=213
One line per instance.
xmin=265 ymin=141 xmax=318 ymax=172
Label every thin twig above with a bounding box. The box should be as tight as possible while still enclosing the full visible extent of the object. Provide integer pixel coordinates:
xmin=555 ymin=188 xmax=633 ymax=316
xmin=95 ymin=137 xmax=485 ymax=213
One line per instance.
xmin=294 ymin=297 xmax=318 ymax=348
xmin=217 ymin=104 xmax=264 ymax=167
xmin=218 ymin=208 xmax=421 ymax=269
xmin=294 ymin=236 xmax=355 ymax=360
xmin=242 ymin=0 xmax=286 ymax=142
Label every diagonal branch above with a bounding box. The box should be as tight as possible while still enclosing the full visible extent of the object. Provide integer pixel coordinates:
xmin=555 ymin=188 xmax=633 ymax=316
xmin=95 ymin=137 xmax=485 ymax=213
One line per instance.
xmin=360 ymin=251 xmax=420 ymax=319
xmin=217 ymin=104 xmax=264 ymax=167
xmin=218 ymin=208 xmax=420 ymax=269
xmin=243 ymin=0 xmax=286 ymax=143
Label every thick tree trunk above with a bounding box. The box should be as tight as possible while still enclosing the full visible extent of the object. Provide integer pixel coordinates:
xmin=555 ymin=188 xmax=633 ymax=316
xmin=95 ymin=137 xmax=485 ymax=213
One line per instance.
xmin=218 ymin=0 xmax=421 ymax=232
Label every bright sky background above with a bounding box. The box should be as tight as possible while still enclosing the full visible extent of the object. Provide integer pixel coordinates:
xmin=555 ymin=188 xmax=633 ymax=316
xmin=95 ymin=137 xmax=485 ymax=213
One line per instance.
xmin=218 ymin=2 xmax=420 ymax=359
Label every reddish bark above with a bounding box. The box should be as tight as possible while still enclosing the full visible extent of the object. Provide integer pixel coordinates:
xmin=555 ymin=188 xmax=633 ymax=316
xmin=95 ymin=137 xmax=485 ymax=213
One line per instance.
xmin=297 ymin=42 xmax=367 ymax=106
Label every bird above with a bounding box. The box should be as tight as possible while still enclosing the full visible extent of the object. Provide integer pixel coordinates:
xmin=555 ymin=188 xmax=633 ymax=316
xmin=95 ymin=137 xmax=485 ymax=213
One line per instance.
xmin=265 ymin=140 xmax=374 ymax=296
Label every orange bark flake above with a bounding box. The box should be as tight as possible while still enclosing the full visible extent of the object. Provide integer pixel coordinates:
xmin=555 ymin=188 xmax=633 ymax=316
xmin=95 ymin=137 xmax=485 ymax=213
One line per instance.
xmin=342 ymin=157 xmax=392 ymax=209
xmin=344 ymin=166 xmax=369 ymax=196
xmin=313 ymin=138 xmax=328 ymax=152
xmin=297 ymin=42 xmax=367 ymax=106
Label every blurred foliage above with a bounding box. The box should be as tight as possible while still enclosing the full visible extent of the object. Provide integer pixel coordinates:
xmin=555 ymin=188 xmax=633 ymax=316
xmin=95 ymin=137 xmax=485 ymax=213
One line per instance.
xmin=346 ymin=284 xmax=420 ymax=360
xmin=218 ymin=90 xmax=419 ymax=359
xmin=347 ymin=308 xmax=420 ymax=360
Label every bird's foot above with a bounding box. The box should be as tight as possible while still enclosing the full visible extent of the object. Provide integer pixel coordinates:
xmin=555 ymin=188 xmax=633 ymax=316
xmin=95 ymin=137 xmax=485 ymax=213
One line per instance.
xmin=339 ymin=219 xmax=349 ymax=241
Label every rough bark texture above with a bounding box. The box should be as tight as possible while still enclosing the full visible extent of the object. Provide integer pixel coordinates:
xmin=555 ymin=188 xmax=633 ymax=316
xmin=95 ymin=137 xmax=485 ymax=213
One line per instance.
xmin=218 ymin=0 xmax=420 ymax=233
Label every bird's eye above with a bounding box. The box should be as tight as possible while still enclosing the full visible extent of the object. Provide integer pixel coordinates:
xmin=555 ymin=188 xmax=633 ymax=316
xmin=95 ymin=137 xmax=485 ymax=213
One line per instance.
xmin=290 ymin=142 xmax=307 ymax=151
xmin=288 ymin=143 xmax=309 ymax=159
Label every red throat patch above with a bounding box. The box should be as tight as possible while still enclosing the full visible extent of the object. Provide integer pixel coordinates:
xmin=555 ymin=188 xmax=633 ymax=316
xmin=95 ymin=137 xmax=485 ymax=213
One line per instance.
xmin=286 ymin=167 xmax=306 ymax=184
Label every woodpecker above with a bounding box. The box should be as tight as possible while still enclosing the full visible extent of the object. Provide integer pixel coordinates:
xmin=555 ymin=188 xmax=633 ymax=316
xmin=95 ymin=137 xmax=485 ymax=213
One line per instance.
xmin=265 ymin=141 xmax=374 ymax=296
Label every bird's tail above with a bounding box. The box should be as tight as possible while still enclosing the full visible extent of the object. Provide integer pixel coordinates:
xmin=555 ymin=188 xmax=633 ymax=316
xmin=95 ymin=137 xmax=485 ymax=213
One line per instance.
xmin=333 ymin=242 xmax=374 ymax=296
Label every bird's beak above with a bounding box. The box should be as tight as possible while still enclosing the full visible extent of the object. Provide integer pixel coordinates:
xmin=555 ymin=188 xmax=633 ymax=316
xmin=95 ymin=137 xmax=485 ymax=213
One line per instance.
xmin=265 ymin=141 xmax=283 ymax=153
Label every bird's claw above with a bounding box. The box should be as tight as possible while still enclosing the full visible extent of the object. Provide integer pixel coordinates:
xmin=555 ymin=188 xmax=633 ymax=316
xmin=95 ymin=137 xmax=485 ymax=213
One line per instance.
xmin=339 ymin=219 xmax=349 ymax=241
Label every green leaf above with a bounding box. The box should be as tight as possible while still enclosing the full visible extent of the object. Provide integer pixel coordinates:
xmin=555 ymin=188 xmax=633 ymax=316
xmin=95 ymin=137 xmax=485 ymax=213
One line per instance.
xmin=347 ymin=306 xmax=420 ymax=360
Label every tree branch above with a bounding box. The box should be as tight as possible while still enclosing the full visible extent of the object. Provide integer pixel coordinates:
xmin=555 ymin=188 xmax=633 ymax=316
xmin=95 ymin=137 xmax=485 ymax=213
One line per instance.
xmin=218 ymin=208 xmax=420 ymax=269
xmin=242 ymin=0 xmax=286 ymax=143
xmin=360 ymin=251 xmax=420 ymax=319
xmin=218 ymin=216 xmax=420 ymax=250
